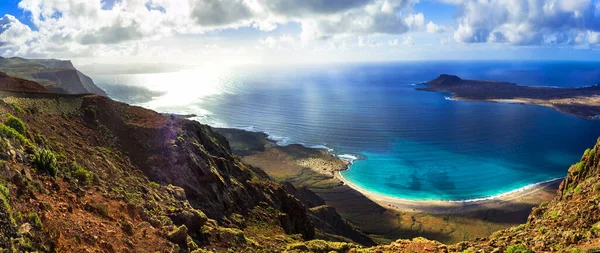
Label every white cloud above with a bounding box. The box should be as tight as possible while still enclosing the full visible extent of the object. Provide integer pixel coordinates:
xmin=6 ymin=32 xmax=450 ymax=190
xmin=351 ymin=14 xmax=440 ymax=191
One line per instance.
xmin=404 ymin=12 xmax=425 ymax=30
xmin=0 ymin=15 xmax=33 ymax=47
xmin=0 ymin=0 xmax=428 ymax=58
xmin=388 ymin=39 xmax=399 ymax=46
xmin=451 ymin=0 xmax=600 ymax=45
xmin=426 ymin=21 xmax=446 ymax=33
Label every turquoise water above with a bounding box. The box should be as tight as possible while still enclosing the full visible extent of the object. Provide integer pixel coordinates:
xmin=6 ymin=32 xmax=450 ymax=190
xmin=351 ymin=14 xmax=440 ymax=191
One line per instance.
xmin=92 ymin=61 xmax=600 ymax=201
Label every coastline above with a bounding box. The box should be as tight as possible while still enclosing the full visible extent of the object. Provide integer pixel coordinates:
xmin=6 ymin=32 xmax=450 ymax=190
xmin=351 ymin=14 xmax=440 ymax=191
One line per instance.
xmin=336 ymin=170 xmax=562 ymax=213
xmin=214 ymin=126 xmax=560 ymax=244
xmin=216 ymin=125 xmax=561 ymax=212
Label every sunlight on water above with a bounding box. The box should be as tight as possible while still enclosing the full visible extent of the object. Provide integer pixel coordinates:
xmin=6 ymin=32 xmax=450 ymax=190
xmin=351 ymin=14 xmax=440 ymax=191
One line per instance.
xmin=93 ymin=67 xmax=239 ymax=115
xmin=92 ymin=62 xmax=600 ymax=201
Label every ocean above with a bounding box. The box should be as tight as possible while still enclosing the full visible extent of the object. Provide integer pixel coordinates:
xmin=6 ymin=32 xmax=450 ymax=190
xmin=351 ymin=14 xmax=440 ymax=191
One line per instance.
xmin=92 ymin=61 xmax=600 ymax=201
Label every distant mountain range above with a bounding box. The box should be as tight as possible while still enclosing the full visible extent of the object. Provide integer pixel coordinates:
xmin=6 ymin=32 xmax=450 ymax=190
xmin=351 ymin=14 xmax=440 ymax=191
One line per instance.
xmin=0 ymin=56 xmax=107 ymax=96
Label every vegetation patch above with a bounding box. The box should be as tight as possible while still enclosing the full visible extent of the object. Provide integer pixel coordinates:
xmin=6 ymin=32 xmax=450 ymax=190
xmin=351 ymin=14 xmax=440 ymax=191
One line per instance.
xmin=576 ymin=161 xmax=586 ymax=173
xmin=10 ymin=104 xmax=26 ymax=114
xmin=574 ymin=185 xmax=583 ymax=194
xmin=5 ymin=114 xmax=26 ymax=135
xmin=28 ymin=212 xmax=43 ymax=230
xmin=505 ymin=243 xmax=532 ymax=253
xmin=0 ymin=123 xmax=29 ymax=145
xmin=72 ymin=166 xmax=93 ymax=187
xmin=31 ymin=149 xmax=58 ymax=177
xmin=148 ymin=181 xmax=160 ymax=189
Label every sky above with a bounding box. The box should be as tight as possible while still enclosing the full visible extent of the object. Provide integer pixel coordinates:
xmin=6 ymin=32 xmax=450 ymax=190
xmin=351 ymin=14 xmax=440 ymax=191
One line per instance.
xmin=0 ymin=0 xmax=600 ymax=66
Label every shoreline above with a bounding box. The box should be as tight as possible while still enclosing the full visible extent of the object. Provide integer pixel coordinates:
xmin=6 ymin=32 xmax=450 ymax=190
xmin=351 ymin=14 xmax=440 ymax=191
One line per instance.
xmin=215 ymin=126 xmax=561 ymax=243
xmin=336 ymin=170 xmax=562 ymax=213
xmin=215 ymin=125 xmax=562 ymax=213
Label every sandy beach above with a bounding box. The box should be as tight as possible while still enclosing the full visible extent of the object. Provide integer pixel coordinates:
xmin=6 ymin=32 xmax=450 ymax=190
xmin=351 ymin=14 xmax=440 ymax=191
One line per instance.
xmin=335 ymin=171 xmax=562 ymax=213
xmin=215 ymin=127 xmax=560 ymax=244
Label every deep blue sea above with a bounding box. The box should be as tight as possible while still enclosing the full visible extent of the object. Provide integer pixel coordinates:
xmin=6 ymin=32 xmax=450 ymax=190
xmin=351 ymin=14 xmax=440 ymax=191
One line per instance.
xmin=92 ymin=61 xmax=600 ymax=201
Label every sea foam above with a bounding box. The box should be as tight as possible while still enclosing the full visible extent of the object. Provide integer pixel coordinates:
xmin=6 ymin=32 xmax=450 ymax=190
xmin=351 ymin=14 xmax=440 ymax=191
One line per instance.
xmin=337 ymin=154 xmax=359 ymax=164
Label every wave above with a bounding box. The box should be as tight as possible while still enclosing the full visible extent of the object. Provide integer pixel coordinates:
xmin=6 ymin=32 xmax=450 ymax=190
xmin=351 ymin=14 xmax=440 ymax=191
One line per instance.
xmin=339 ymin=170 xmax=564 ymax=203
xmin=309 ymin=145 xmax=334 ymax=152
xmin=337 ymin=154 xmax=359 ymax=164
xmin=444 ymin=96 xmax=455 ymax=101
xmin=265 ymin=134 xmax=291 ymax=146
xmin=446 ymin=177 xmax=564 ymax=203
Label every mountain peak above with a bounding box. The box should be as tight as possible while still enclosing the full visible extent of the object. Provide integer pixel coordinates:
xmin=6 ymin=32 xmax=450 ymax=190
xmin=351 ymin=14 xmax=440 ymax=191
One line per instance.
xmin=427 ymin=74 xmax=463 ymax=86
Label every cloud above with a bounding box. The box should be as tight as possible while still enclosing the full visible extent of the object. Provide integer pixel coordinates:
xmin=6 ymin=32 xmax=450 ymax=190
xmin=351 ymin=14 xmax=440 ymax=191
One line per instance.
xmin=0 ymin=15 xmax=33 ymax=47
xmin=451 ymin=0 xmax=600 ymax=45
xmin=426 ymin=21 xmax=446 ymax=33
xmin=299 ymin=0 xmax=420 ymax=40
xmin=189 ymin=0 xmax=253 ymax=26
xmin=265 ymin=0 xmax=372 ymax=16
xmin=0 ymin=0 xmax=430 ymax=58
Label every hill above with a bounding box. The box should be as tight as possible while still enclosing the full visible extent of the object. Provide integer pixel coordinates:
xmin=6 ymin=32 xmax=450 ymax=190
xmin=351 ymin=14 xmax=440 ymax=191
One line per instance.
xmin=0 ymin=56 xmax=107 ymax=96
xmin=0 ymin=73 xmax=373 ymax=252
xmin=420 ymin=74 xmax=600 ymax=120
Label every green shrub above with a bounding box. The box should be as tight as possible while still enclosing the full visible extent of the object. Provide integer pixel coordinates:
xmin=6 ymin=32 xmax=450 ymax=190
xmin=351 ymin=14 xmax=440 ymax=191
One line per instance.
xmin=575 ymin=185 xmax=583 ymax=194
xmin=591 ymin=222 xmax=600 ymax=235
xmin=0 ymin=183 xmax=10 ymax=213
xmin=0 ymin=124 xmax=28 ymax=145
xmin=576 ymin=161 xmax=586 ymax=172
xmin=584 ymin=148 xmax=591 ymax=156
xmin=148 ymin=182 xmax=160 ymax=189
xmin=0 ymin=183 xmax=8 ymax=197
xmin=10 ymin=104 xmax=25 ymax=114
xmin=5 ymin=114 xmax=25 ymax=135
xmin=550 ymin=211 xmax=559 ymax=219
xmin=505 ymin=243 xmax=532 ymax=253
xmin=72 ymin=167 xmax=93 ymax=187
xmin=28 ymin=212 xmax=43 ymax=230
xmin=31 ymin=149 xmax=58 ymax=177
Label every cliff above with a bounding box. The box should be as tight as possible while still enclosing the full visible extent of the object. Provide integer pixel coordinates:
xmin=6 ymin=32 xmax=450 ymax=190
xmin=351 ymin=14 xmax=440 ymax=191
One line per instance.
xmin=0 ymin=57 xmax=107 ymax=96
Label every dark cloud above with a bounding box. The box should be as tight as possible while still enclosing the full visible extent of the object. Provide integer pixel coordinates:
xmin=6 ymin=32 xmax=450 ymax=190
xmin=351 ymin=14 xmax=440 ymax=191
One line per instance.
xmin=79 ymin=24 xmax=143 ymax=45
xmin=190 ymin=0 xmax=253 ymax=26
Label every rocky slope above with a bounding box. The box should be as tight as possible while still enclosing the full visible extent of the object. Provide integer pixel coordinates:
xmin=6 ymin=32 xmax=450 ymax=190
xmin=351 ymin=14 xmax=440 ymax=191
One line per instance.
xmin=0 ymin=57 xmax=107 ymax=96
xmin=0 ymin=72 xmax=374 ymax=252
